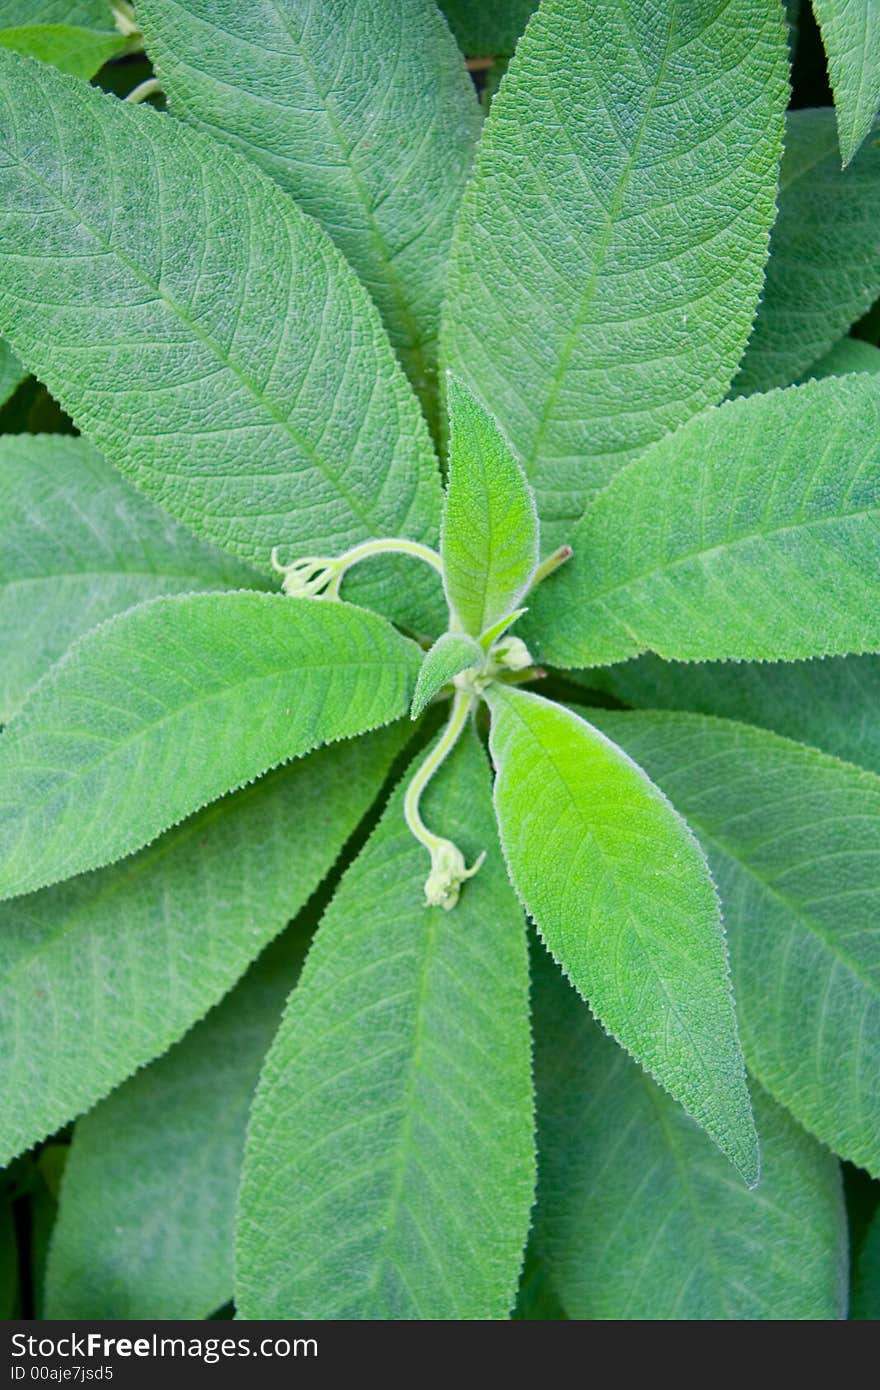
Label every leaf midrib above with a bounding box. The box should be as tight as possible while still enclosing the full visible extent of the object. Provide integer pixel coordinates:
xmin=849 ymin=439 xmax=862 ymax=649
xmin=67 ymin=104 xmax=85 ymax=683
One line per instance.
xmin=0 ymin=111 xmax=399 ymax=542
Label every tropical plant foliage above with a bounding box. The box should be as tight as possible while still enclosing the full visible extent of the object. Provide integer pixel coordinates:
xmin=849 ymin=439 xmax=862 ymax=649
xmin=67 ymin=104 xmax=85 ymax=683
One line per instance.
xmin=0 ymin=0 xmax=878 ymax=1322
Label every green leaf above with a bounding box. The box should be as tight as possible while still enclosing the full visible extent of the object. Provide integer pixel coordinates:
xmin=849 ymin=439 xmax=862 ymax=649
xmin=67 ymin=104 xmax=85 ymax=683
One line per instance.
xmin=439 ymin=1 xmax=536 ymax=55
xmin=852 ymin=1206 xmax=880 ymax=1318
xmin=236 ymin=729 xmax=534 ymax=1319
xmin=485 ymin=685 xmax=757 ymax=1183
xmin=0 ymin=2 xmax=117 ymax=25
xmin=0 ymin=724 xmax=404 ymax=1167
xmin=571 ymin=652 xmax=880 ymax=775
xmin=441 ymin=375 xmax=539 ymax=637
xmin=0 ymin=25 xmax=127 ymax=78
xmin=45 ymin=920 xmax=311 ymax=1320
xmin=813 ymin=0 xmax=880 ymax=164
xmin=0 ymin=434 xmax=263 ymax=722
xmin=136 ymin=0 xmax=481 ymax=435
xmin=530 ymin=939 xmax=848 ymax=1320
xmin=441 ymin=0 xmax=788 ymax=549
xmin=0 ymin=337 xmax=25 ymax=408
xmin=529 ymin=376 xmax=880 ymax=668
xmin=0 ymin=592 xmax=420 ymax=901
xmin=587 ymin=710 xmax=880 ymax=1177
xmin=410 ymin=632 xmax=483 ymax=720
xmin=734 ymin=110 xmax=880 ymax=394
xmin=0 ymin=51 xmax=443 ymax=630
xmin=800 ymin=335 xmax=880 ymax=381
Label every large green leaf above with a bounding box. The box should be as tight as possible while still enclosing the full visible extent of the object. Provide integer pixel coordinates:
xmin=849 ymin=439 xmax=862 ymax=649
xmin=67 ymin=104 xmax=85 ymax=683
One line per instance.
xmin=441 ymin=376 xmax=538 ymax=637
xmin=573 ymin=653 xmax=880 ymax=774
xmin=734 ymin=110 xmax=880 ymax=394
xmin=0 ymin=592 xmax=419 ymax=901
xmin=530 ymin=940 xmax=847 ymax=1320
xmin=45 ymin=920 xmax=311 ymax=1320
xmin=485 ymin=685 xmax=756 ymax=1182
xmin=0 ymin=51 xmax=443 ymax=629
xmin=441 ymin=0 xmax=788 ymax=549
xmin=589 ymin=710 xmax=880 ymax=1177
xmin=0 ymin=434 xmax=262 ymax=722
xmin=136 ymin=1 xmax=481 ymax=435
xmin=852 ymin=1206 xmax=880 ymax=1318
xmin=530 ymin=376 xmax=880 ymax=668
xmin=0 ymin=2 xmax=116 ymax=24
xmin=0 ymin=337 xmax=23 ymax=408
xmin=0 ymin=725 xmax=404 ymax=1167
xmin=236 ymin=729 xmax=534 ymax=1319
xmin=812 ymin=0 xmax=880 ymax=164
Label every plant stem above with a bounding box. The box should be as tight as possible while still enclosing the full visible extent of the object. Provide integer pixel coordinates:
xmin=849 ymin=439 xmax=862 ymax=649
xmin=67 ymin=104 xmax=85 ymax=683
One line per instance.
xmin=404 ymin=689 xmax=473 ymax=853
xmin=530 ymin=543 xmax=573 ymax=589
xmin=325 ymin=537 xmax=442 ymax=598
xmin=126 ymin=78 xmax=162 ymax=104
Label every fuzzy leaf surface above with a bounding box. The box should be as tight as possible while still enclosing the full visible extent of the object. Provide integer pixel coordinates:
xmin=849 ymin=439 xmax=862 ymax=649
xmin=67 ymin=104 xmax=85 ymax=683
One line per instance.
xmin=590 ymin=710 xmax=880 ymax=1177
xmin=0 ymin=337 xmax=23 ymax=408
xmin=0 ymin=52 xmax=442 ymax=628
xmin=45 ymin=923 xmax=311 ymax=1320
xmin=530 ymin=941 xmax=847 ymax=1320
xmin=237 ymin=730 xmax=534 ymax=1319
xmin=801 ymin=336 xmax=880 ymax=380
xmin=530 ymin=376 xmax=880 ymax=668
xmin=442 ymin=0 xmax=788 ymax=548
xmin=572 ymin=652 xmax=880 ymax=775
xmin=0 ymin=24 xmax=126 ymax=77
xmin=813 ymin=0 xmax=880 ymax=164
xmin=441 ymin=375 xmax=539 ymax=637
xmin=0 ymin=435 xmax=262 ymax=722
xmin=0 ymin=725 xmax=404 ymax=1167
xmin=486 ymin=685 xmax=756 ymax=1182
xmin=439 ymin=1 xmax=536 ymax=54
xmin=136 ymin=0 xmax=481 ymax=431
xmin=410 ymin=632 xmax=483 ymax=719
xmin=734 ymin=109 xmax=880 ymax=394
xmin=0 ymin=592 xmax=419 ymax=901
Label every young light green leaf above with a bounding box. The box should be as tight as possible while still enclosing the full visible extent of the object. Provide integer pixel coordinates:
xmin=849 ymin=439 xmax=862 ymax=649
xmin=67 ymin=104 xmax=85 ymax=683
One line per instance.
xmin=571 ymin=652 xmax=880 ymax=775
xmin=0 ymin=51 xmax=443 ymax=630
xmin=0 ymin=592 xmax=420 ymax=901
xmin=852 ymin=1206 xmax=880 ymax=1319
xmin=0 ymin=435 xmax=263 ymax=722
xmin=0 ymin=725 xmax=404 ymax=1167
xmin=530 ymin=939 xmax=848 ymax=1320
xmin=485 ymin=685 xmax=757 ymax=1183
xmin=442 ymin=0 xmax=788 ymax=549
xmin=812 ymin=0 xmax=880 ymax=164
xmin=45 ymin=920 xmax=311 ymax=1320
xmin=236 ymin=729 xmax=534 ymax=1319
xmin=529 ymin=376 xmax=880 ymax=668
xmin=800 ymin=335 xmax=880 ymax=381
xmin=439 ymin=1 xmax=536 ymax=55
xmin=136 ymin=0 xmax=481 ymax=436
xmin=441 ymin=375 xmax=539 ymax=637
xmin=734 ymin=109 xmax=880 ymax=394
xmin=410 ymin=631 xmax=483 ymax=719
xmin=588 ymin=710 xmax=880 ymax=1177
xmin=0 ymin=25 xmax=127 ymax=78
xmin=0 ymin=337 xmax=25 ymax=409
